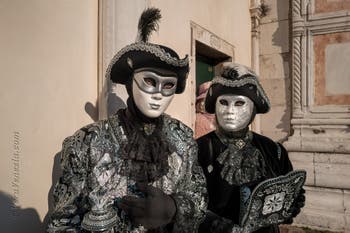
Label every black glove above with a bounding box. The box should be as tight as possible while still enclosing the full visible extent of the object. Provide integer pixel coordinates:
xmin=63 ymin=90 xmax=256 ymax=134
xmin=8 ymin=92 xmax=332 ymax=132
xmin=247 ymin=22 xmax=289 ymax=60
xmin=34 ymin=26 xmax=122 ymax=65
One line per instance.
xmin=199 ymin=211 xmax=238 ymax=233
xmin=284 ymin=188 xmax=306 ymax=224
xmin=118 ymin=183 xmax=177 ymax=229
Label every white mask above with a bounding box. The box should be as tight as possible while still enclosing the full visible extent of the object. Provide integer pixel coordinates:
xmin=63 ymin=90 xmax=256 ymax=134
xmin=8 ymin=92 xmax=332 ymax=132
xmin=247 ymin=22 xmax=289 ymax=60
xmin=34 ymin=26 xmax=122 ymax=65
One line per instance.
xmin=132 ymin=69 xmax=177 ymax=118
xmin=215 ymin=94 xmax=254 ymax=132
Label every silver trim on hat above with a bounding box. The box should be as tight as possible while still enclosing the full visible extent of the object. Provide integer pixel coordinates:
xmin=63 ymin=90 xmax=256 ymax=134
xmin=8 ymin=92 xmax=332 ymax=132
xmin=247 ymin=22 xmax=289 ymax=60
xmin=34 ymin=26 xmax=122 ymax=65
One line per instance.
xmin=211 ymin=76 xmax=271 ymax=112
xmin=106 ymin=42 xmax=189 ymax=80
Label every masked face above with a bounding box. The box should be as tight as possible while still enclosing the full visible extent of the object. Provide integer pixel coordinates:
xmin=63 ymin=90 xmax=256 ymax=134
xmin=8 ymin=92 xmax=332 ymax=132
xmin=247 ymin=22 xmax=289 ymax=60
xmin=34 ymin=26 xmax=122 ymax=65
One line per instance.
xmin=215 ymin=94 xmax=254 ymax=132
xmin=132 ymin=69 xmax=177 ymax=118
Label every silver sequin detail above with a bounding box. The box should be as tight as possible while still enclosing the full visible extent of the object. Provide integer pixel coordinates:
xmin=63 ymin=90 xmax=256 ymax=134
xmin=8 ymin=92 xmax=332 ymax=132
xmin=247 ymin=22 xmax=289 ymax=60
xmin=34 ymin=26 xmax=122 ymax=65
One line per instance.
xmin=207 ymin=165 xmax=213 ymax=173
xmin=276 ymin=143 xmax=282 ymax=160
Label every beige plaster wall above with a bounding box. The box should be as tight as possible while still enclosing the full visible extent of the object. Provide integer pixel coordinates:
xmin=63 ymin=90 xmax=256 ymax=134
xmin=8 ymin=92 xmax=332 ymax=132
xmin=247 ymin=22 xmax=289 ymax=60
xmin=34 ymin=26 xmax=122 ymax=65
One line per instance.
xmin=112 ymin=0 xmax=252 ymax=128
xmin=0 ymin=0 xmax=98 ymax=231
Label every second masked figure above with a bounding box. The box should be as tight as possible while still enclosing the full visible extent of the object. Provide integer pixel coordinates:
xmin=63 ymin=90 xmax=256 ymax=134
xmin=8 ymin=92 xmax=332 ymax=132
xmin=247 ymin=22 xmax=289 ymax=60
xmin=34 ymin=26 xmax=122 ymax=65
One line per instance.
xmin=197 ymin=63 xmax=305 ymax=233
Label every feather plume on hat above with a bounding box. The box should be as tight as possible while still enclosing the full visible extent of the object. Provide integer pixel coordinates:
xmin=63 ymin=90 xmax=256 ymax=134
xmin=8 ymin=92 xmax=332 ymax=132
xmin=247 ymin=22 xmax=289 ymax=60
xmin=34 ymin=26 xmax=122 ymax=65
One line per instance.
xmin=136 ymin=8 xmax=161 ymax=43
xmin=107 ymin=7 xmax=189 ymax=94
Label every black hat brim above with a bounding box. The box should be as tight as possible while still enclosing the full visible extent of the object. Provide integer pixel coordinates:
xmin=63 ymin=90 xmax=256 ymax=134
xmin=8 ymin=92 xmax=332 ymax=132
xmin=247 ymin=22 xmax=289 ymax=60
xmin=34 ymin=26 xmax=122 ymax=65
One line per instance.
xmin=205 ymin=83 xmax=270 ymax=114
xmin=107 ymin=43 xmax=189 ymax=94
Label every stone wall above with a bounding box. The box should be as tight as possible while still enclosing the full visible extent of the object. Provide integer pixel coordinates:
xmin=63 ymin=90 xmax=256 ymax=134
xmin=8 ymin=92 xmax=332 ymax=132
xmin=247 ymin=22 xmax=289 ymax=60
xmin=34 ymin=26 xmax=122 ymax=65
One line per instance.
xmin=258 ymin=0 xmax=350 ymax=231
xmin=259 ymin=0 xmax=292 ymax=142
xmin=283 ymin=0 xmax=350 ymax=231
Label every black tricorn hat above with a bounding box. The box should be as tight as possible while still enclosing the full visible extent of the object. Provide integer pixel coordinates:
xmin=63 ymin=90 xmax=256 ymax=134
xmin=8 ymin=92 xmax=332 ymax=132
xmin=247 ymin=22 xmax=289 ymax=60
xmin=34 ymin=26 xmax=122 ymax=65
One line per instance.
xmin=106 ymin=8 xmax=189 ymax=94
xmin=205 ymin=62 xmax=271 ymax=114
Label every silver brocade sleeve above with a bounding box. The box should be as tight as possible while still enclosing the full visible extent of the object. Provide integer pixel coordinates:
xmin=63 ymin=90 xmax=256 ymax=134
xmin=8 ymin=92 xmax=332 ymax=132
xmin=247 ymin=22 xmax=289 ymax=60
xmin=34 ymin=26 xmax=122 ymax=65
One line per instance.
xmin=171 ymin=135 xmax=208 ymax=232
xmin=47 ymin=129 xmax=91 ymax=233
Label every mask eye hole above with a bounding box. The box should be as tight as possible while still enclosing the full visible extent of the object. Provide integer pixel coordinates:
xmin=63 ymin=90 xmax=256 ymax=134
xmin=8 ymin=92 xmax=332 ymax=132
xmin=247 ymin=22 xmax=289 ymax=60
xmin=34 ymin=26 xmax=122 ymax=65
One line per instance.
xmin=235 ymin=100 xmax=245 ymax=106
xmin=163 ymin=82 xmax=175 ymax=89
xmin=219 ymin=99 xmax=229 ymax=106
xmin=144 ymin=78 xmax=156 ymax=87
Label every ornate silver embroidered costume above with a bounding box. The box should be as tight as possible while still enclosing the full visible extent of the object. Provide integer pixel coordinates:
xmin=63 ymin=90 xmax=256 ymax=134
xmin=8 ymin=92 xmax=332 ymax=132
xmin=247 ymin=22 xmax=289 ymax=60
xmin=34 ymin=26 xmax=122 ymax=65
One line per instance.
xmin=47 ymin=114 xmax=207 ymax=233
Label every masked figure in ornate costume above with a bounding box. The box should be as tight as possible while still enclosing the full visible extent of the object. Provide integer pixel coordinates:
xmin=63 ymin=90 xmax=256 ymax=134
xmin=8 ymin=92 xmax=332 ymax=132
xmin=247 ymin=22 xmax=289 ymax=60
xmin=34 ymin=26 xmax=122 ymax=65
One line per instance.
xmin=197 ymin=63 xmax=305 ymax=233
xmin=47 ymin=8 xmax=207 ymax=233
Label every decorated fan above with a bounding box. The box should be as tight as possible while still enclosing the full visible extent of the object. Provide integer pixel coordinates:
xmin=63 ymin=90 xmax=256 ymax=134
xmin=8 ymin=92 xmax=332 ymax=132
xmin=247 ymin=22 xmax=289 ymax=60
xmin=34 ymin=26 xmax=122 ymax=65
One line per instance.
xmin=240 ymin=170 xmax=306 ymax=232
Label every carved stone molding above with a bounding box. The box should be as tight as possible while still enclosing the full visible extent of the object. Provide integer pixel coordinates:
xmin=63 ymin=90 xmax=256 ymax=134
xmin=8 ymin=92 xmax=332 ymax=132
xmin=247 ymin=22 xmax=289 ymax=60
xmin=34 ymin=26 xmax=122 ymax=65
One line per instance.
xmin=285 ymin=0 xmax=350 ymax=154
xmin=190 ymin=21 xmax=235 ymax=128
xmin=250 ymin=0 xmax=262 ymax=133
xmin=291 ymin=0 xmax=307 ymax=117
xmin=98 ymin=0 xmax=117 ymax=120
xmin=250 ymin=0 xmax=262 ymax=40
xmin=286 ymin=3 xmax=350 ymax=230
xmin=292 ymin=35 xmax=302 ymax=116
xmin=190 ymin=22 xmax=235 ymax=60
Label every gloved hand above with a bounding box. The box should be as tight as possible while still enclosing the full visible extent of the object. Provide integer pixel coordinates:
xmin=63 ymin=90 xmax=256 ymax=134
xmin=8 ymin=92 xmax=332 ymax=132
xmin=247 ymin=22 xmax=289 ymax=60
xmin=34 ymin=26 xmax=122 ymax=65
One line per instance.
xmin=118 ymin=183 xmax=177 ymax=229
xmin=198 ymin=210 xmax=241 ymax=233
xmin=284 ymin=188 xmax=305 ymax=224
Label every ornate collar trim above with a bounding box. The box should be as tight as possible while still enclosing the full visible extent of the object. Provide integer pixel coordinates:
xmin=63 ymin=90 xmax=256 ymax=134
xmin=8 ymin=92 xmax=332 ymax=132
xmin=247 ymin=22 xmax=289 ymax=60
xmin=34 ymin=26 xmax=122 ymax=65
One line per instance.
xmin=214 ymin=130 xmax=267 ymax=186
xmin=215 ymin=130 xmax=253 ymax=150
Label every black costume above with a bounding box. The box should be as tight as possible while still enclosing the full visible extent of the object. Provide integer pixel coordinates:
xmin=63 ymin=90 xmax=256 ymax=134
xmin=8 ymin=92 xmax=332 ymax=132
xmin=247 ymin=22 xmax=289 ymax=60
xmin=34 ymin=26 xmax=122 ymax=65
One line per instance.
xmin=197 ymin=131 xmax=293 ymax=233
xmin=197 ymin=63 xmax=305 ymax=233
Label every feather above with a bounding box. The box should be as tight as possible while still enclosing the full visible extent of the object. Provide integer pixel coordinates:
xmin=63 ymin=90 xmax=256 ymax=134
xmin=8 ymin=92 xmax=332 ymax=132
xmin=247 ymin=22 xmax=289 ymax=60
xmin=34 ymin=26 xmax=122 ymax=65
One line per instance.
xmin=136 ymin=7 xmax=161 ymax=42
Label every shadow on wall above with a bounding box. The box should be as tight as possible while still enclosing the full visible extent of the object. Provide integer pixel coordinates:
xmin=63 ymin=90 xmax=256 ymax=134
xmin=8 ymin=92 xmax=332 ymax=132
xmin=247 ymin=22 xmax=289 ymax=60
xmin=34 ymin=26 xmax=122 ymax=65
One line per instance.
xmin=276 ymin=108 xmax=290 ymax=142
xmin=270 ymin=0 xmax=292 ymax=142
xmin=43 ymin=151 xmax=61 ymax=229
xmin=107 ymin=89 xmax=127 ymax=116
xmin=0 ymin=191 xmax=45 ymax=233
xmin=84 ymin=81 xmax=127 ymax=122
